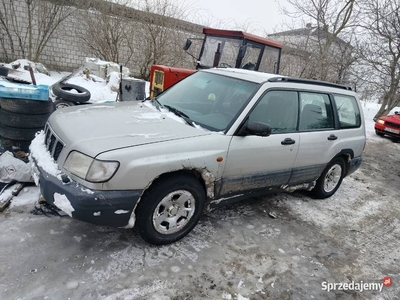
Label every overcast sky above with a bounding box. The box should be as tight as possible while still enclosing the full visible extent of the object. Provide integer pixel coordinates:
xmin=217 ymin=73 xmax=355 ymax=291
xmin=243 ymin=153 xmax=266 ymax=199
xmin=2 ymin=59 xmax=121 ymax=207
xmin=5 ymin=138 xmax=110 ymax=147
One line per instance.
xmin=179 ymin=0 xmax=294 ymax=34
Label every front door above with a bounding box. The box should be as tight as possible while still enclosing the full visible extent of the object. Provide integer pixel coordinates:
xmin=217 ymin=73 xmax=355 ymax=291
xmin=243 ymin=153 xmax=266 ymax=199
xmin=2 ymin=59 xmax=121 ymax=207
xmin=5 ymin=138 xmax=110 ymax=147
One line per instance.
xmin=219 ymin=90 xmax=300 ymax=197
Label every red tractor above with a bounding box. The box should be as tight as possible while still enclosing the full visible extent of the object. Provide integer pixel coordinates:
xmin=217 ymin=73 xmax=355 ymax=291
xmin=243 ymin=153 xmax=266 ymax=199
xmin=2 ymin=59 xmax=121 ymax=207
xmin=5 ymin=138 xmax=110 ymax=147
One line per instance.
xmin=149 ymin=28 xmax=282 ymax=98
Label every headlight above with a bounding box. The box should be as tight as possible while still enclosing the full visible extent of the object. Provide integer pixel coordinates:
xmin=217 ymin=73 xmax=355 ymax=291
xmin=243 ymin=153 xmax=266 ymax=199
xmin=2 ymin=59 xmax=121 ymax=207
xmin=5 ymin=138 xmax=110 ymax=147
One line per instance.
xmin=64 ymin=151 xmax=92 ymax=179
xmin=377 ymin=119 xmax=385 ymax=124
xmin=64 ymin=151 xmax=119 ymax=182
xmin=86 ymin=159 xmax=119 ymax=182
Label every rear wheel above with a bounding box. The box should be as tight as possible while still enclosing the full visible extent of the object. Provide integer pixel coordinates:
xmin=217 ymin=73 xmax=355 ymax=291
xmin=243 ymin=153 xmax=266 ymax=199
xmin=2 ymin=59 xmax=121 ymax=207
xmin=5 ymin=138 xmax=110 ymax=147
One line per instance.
xmin=136 ymin=175 xmax=205 ymax=245
xmin=313 ymin=157 xmax=346 ymax=199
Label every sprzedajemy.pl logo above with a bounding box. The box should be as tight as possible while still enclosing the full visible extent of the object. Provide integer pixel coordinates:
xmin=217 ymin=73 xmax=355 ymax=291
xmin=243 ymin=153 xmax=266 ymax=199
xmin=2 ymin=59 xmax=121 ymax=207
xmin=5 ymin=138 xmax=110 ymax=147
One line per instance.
xmin=322 ymin=277 xmax=392 ymax=292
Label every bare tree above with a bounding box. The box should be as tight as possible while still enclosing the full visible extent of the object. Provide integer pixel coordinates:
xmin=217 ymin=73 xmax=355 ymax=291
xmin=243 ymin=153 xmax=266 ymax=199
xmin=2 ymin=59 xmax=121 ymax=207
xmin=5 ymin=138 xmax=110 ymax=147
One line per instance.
xmin=76 ymin=1 xmax=134 ymax=64
xmin=130 ymin=0 xmax=199 ymax=79
xmin=357 ymin=0 xmax=400 ymax=120
xmin=75 ymin=0 xmax=199 ymax=79
xmin=280 ymin=0 xmax=358 ymax=81
xmin=0 ymin=0 xmax=75 ymax=62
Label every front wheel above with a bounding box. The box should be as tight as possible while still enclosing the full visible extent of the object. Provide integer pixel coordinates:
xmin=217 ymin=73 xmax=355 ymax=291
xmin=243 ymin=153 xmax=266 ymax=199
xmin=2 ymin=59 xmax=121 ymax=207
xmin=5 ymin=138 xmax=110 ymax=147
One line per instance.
xmin=135 ymin=175 xmax=205 ymax=245
xmin=312 ymin=157 xmax=345 ymax=199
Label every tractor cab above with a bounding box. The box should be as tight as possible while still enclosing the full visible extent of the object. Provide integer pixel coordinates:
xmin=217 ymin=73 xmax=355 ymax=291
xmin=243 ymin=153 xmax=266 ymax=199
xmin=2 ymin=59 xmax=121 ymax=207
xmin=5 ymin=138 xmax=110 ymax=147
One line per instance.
xmin=149 ymin=28 xmax=282 ymax=98
xmin=192 ymin=28 xmax=282 ymax=73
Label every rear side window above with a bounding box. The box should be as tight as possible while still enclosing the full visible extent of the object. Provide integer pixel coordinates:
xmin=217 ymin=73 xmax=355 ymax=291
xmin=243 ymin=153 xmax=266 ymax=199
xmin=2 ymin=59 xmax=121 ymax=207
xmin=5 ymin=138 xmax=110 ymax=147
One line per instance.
xmin=299 ymin=92 xmax=334 ymax=131
xmin=333 ymin=95 xmax=361 ymax=128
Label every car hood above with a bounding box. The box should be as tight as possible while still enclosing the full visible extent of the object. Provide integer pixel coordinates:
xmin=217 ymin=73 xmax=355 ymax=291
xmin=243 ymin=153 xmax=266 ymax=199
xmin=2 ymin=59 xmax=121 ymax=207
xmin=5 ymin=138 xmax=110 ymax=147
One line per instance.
xmin=380 ymin=114 xmax=400 ymax=123
xmin=48 ymin=101 xmax=211 ymax=157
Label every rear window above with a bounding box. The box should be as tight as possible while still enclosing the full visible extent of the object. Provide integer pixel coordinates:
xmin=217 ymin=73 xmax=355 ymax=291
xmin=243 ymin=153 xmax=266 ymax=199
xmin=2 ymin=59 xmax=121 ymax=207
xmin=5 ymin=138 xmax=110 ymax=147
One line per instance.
xmin=333 ymin=95 xmax=361 ymax=128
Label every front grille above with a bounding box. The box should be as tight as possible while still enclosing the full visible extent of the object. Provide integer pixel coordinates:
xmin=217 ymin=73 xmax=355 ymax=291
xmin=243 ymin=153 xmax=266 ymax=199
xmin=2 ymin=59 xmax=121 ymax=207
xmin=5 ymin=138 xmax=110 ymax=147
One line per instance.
xmin=44 ymin=124 xmax=65 ymax=161
xmin=385 ymin=121 xmax=400 ymax=129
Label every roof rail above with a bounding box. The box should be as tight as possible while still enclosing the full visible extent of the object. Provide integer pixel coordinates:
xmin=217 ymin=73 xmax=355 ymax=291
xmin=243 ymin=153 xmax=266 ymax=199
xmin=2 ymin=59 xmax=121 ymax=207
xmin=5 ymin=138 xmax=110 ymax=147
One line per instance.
xmin=268 ymin=77 xmax=352 ymax=91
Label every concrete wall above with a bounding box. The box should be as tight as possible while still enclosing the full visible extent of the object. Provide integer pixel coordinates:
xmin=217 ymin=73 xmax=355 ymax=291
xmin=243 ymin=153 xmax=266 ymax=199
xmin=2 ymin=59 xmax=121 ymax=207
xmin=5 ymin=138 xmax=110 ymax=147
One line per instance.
xmin=0 ymin=0 xmax=204 ymax=75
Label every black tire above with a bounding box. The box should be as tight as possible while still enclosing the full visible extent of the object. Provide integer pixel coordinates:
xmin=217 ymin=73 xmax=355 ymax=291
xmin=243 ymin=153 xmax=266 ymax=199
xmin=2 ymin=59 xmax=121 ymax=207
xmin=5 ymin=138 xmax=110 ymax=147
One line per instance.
xmin=375 ymin=130 xmax=384 ymax=136
xmin=54 ymin=99 xmax=76 ymax=109
xmin=0 ymin=98 xmax=54 ymax=114
xmin=0 ymin=66 xmax=9 ymax=77
xmin=52 ymin=83 xmax=91 ymax=102
xmin=0 ymin=109 xmax=51 ymax=128
xmin=312 ymin=157 xmax=346 ymax=199
xmin=0 ymin=137 xmax=31 ymax=152
xmin=0 ymin=123 xmax=42 ymax=141
xmin=136 ymin=175 xmax=206 ymax=245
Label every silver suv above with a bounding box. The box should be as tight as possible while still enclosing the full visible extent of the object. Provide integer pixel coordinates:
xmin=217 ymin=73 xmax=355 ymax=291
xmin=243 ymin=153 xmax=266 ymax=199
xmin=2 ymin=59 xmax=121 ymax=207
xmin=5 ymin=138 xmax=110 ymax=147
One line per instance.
xmin=30 ymin=68 xmax=366 ymax=245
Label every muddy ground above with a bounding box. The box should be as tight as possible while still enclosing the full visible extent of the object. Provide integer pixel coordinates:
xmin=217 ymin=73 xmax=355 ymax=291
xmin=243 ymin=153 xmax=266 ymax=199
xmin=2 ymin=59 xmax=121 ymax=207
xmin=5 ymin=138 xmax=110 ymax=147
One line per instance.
xmin=0 ymin=135 xmax=399 ymax=300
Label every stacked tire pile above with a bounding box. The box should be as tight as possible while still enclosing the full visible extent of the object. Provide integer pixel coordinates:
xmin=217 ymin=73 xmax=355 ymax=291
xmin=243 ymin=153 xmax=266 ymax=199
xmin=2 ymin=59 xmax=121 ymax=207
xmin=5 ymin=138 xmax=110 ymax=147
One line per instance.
xmin=0 ymin=99 xmax=54 ymax=152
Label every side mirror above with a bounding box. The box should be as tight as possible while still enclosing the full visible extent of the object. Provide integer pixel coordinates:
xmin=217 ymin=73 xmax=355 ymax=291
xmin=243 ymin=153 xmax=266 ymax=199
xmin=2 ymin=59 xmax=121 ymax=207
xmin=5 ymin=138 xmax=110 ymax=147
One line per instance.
xmin=246 ymin=121 xmax=271 ymax=137
xmin=183 ymin=39 xmax=192 ymax=51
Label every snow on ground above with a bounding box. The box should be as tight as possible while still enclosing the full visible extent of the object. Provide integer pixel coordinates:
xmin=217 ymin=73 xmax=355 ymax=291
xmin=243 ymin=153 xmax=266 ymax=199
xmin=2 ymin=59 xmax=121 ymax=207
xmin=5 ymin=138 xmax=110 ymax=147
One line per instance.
xmin=66 ymin=74 xmax=118 ymax=103
xmin=2 ymin=59 xmax=149 ymax=102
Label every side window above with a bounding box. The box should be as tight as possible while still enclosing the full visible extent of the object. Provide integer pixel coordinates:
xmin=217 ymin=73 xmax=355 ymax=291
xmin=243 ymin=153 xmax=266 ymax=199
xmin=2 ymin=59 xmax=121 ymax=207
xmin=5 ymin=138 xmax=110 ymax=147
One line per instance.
xmin=333 ymin=95 xmax=361 ymax=128
xmin=248 ymin=90 xmax=298 ymax=133
xmin=299 ymin=93 xmax=334 ymax=131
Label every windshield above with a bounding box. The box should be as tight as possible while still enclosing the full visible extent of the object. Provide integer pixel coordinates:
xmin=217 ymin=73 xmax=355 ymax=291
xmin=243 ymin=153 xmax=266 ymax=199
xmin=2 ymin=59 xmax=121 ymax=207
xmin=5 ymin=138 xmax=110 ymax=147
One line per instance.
xmin=199 ymin=36 xmax=242 ymax=68
xmin=156 ymin=71 xmax=259 ymax=131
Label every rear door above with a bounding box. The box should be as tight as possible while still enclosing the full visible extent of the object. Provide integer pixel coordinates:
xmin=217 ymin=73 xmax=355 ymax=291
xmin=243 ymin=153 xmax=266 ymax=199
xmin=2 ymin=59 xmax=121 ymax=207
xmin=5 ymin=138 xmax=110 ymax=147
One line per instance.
xmin=219 ymin=90 xmax=300 ymax=196
xmin=289 ymin=92 xmax=338 ymax=185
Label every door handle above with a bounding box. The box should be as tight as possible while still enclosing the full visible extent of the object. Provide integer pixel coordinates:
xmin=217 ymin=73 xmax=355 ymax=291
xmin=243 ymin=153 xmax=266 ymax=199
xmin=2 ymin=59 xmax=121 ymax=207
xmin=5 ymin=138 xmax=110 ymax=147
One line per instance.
xmin=281 ymin=138 xmax=296 ymax=145
xmin=327 ymin=134 xmax=338 ymax=141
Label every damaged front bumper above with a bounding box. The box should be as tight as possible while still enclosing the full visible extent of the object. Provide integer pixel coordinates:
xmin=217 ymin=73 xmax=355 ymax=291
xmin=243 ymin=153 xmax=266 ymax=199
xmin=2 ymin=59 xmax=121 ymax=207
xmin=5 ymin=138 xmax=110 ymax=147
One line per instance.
xmin=32 ymin=162 xmax=142 ymax=228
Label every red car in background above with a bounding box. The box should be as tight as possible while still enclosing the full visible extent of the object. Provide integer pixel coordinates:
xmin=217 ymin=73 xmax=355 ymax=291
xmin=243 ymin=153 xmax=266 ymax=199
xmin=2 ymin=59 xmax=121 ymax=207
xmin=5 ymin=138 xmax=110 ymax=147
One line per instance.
xmin=375 ymin=111 xmax=400 ymax=139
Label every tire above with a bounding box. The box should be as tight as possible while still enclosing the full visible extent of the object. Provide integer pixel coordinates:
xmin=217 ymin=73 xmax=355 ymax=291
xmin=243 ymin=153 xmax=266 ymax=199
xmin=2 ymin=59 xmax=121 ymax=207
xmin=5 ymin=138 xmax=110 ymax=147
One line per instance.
xmin=0 ymin=109 xmax=51 ymax=128
xmin=136 ymin=175 xmax=206 ymax=245
xmin=0 ymin=123 xmax=42 ymax=141
xmin=375 ymin=130 xmax=384 ymax=136
xmin=0 ymin=66 xmax=9 ymax=77
xmin=312 ymin=157 xmax=346 ymax=199
xmin=0 ymin=137 xmax=31 ymax=152
xmin=54 ymin=99 xmax=76 ymax=109
xmin=0 ymin=98 xmax=54 ymax=114
xmin=52 ymin=83 xmax=91 ymax=102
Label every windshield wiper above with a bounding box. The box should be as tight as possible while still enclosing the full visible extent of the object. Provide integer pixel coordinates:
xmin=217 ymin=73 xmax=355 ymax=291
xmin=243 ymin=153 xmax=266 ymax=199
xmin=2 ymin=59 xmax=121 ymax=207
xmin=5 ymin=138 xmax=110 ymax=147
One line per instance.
xmin=164 ymin=105 xmax=194 ymax=127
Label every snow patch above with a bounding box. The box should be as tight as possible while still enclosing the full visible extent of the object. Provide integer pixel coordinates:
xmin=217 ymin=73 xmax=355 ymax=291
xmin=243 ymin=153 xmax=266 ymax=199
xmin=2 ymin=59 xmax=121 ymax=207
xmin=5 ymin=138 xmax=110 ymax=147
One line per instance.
xmin=222 ymin=292 xmax=232 ymax=299
xmin=29 ymin=131 xmax=61 ymax=178
xmin=136 ymin=112 xmax=163 ymax=120
xmin=170 ymin=266 xmax=181 ymax=273
xmin=114 ymin=210 xmax=129 ymax=214
xmin=81 ymin=188 xmax=94 ymax=195
xmin=53 ymin=193 xmax=75 ymax=217
xmin=66 ymin=281 xmax=79 ymax=289
xmin=9 ymin=186 xmax=40 ymax=208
